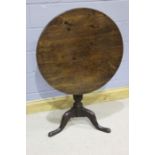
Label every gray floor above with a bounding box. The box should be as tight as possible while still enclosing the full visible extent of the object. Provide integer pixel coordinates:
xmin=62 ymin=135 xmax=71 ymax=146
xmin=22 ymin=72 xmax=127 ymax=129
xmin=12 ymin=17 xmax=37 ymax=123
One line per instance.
xmin=27 ymin=99 xmax=129 ymax=155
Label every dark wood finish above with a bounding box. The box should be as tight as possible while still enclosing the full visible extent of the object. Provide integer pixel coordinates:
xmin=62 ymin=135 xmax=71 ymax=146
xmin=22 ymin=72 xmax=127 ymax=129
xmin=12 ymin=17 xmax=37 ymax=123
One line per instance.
xmin=37 ymin=8 xmax=123 ymax=94
xmin=48 ymin=95 xmax=111 ymax=137
xmin=36 ymin=8 xmax=123 ymax=137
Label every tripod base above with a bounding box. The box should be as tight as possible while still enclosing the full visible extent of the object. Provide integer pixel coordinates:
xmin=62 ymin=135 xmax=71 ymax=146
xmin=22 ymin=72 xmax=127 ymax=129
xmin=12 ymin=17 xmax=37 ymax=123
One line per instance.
xmin=48 ymin=95 xmax=111 ymax=137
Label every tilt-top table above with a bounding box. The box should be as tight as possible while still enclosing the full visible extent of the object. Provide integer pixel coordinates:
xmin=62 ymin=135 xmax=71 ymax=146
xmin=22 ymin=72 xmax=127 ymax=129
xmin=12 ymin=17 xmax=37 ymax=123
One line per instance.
xmin=36 ymin=8 xmax=123 ymax=137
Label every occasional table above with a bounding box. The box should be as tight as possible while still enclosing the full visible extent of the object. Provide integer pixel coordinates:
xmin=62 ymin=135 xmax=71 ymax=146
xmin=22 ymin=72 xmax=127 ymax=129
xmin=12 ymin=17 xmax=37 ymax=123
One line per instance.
xmin=37 ymin=8 xmax=123 ymax=137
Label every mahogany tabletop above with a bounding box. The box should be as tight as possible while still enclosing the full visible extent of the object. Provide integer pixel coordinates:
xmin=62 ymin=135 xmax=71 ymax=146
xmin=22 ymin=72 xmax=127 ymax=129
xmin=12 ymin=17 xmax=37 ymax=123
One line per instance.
xmin=37 ymin=8 xmax=123 ymax=94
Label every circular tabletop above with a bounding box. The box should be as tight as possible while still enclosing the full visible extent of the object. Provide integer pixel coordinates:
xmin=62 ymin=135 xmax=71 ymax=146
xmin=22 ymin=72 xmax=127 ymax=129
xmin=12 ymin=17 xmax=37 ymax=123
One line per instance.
xmin=37 ymin=8 xmax=123 ymax=94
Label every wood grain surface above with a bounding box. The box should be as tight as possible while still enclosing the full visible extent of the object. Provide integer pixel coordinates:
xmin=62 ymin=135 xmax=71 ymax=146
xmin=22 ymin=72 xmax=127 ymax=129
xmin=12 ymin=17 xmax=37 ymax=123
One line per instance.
xmin=37 ymin=8 xmax=123 ymax=94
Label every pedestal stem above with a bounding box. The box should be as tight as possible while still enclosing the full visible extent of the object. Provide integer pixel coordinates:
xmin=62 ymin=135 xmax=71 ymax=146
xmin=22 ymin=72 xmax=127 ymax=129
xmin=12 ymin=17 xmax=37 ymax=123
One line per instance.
xmin=48 ymin=94 xmax=111 ymax=137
